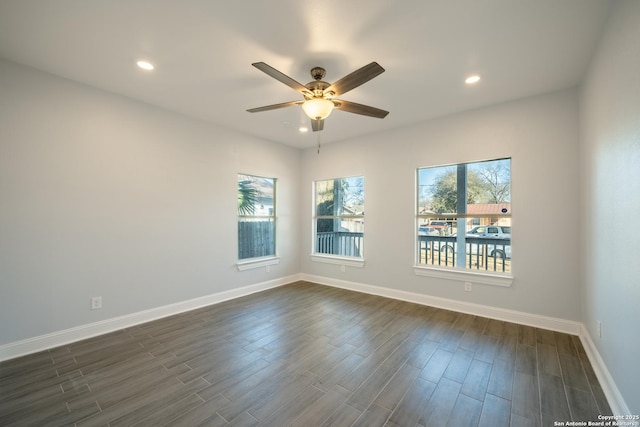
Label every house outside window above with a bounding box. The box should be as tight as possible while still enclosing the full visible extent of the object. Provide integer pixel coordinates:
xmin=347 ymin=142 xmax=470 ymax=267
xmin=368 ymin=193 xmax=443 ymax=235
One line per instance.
xmin=238 ymin=174 xmax=276 ymax=260
xmin=416 ymin=158 xmax=511 ymax=275
xmin=313 ymin=176 xmax=364 ymax=261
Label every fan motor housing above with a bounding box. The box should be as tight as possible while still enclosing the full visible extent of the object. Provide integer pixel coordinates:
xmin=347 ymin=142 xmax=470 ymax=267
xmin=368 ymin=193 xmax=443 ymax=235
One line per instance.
xmin=305 ymin=80 xmax=331 ymax=99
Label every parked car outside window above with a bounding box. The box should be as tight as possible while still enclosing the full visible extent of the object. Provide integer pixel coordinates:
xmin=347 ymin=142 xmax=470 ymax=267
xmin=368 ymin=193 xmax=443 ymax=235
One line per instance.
xmin=467 ymin=225 xmax=511 ymax=239
xmin=418 ymin=226 xmax=441 ymax=236
xmin=436 ymin=226 xmax=511 ymax=259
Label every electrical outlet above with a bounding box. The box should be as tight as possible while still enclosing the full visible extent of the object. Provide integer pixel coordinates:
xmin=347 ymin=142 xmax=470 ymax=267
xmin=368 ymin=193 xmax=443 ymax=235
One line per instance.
xmin=340 ymin=265 xmax=346 ymax=273
xmin=91 ymin=296 xmax=102 ymax=310
xmin=597 ymin=320 xmax=602 ymax=338
xmin=464 ymin=282 xmax=472 ymax=292
xmin=265 ymin=265 xmax=270 ymax=273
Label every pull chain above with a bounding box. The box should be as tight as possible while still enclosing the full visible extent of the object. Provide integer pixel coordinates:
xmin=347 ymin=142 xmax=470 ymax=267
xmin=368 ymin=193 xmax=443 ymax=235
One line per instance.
xmin=317 ymin=131 xmax=321 ymax=154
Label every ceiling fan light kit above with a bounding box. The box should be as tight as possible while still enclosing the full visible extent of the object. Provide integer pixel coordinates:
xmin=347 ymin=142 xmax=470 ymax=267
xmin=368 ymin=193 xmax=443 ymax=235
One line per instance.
xmin=247 ymin=61 xmax=389 ymax=132
xmin=301 ymin=98 xmax=334 ymax=120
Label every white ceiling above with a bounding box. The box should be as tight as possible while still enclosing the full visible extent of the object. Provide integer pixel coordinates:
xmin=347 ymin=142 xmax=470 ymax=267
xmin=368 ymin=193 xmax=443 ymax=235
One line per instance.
xmin=0 ymin=0 xmax=612 ymax=148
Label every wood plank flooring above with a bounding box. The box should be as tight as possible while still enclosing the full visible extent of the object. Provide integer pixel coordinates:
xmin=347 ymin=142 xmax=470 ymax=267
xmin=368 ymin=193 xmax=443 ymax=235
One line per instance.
xmin=0 ymin=281 xmax=611 ymax=426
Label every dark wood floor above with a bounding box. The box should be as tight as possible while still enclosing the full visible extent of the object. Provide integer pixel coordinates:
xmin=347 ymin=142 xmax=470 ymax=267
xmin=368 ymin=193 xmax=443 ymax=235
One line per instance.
xmin=1 ymin=281 xmax=610 ymax=426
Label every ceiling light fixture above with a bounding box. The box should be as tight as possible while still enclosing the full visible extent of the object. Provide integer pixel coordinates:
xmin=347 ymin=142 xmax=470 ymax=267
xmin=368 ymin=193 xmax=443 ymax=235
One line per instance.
xmin=301 ymin=98 xmax=334 ymax=120
xmin=465 ymin=75 xmax=480 ymax=84
xmin=136 ymin=60 xmax=154 ymax=71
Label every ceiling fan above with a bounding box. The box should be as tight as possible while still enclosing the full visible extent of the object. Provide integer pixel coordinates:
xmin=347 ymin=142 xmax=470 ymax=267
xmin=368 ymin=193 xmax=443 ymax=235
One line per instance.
xmin=247 ymin=61 xmax=389 ymax=132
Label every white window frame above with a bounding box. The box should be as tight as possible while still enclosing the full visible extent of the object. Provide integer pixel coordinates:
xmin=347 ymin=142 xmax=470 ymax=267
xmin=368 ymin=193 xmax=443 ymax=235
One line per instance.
xmin=414 ymin=158 xmax=513 ymax=286
xmin=311 ymin=176 xmax=365 ymax=267
xmin=237 ymin=173 xmax=279 ymax=271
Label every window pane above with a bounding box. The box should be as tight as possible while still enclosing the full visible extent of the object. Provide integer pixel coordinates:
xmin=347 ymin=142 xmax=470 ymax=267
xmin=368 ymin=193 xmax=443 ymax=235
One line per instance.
xmin=315 ymin=177 xmax=364 ymax=216
xmin=315 ymin=179 xmax=334 ymax=216
xmin=466 ymin=158 xmax=511 ymax=212
xmin=238 ymin=218 xmax=275 ymax=259
xmin=418 ymin=165 xmax=457 ymax=215
xmin=314 ymin=176 xmax=364 ymax=259
xmin=417 ymin=218 xmax=511 ymax=273
xmin=238 ymin=174 xmax=274 ymax=217
xmin=316 ymin=218 xmax=364 ymax=257
xmin=340 ymin=176 xmax=364 ymax=214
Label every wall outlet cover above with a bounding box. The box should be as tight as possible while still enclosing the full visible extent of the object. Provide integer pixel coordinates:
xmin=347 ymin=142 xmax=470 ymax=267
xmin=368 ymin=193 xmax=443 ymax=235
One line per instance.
xmin=91 ymin=296 xmax=102 ymax=310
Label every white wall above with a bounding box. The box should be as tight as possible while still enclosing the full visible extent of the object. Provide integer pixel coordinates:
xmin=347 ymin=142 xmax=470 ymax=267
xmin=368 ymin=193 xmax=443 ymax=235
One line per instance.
xmin=300 ymin=89 xmax=582 ymax=321
xmin=580 ymin=0 xmax=640 ymax=414
xmin=0 ymin=60 xmax=300 ymax=345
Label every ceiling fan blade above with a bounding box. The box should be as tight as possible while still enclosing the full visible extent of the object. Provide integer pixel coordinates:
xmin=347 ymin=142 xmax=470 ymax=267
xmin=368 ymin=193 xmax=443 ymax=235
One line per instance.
xmin=247 ymin=100 xmax=303 ymax=113
xmin=325 ymin=62 xmax=385 ymax=97
xmin=333 ymin=99 xmax=389 ymax=118
xmin=311 ymin=119 xmax=324 ymax=132
xmin=252 ymin=62 xmax=312 ymax=96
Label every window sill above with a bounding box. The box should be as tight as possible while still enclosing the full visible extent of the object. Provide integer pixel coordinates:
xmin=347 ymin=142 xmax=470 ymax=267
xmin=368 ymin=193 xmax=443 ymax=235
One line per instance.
xmin=237 ymin=256 xmax=280 ymax=271
xmin=413 ymin=265 xmax=513 ymax=287
xmin=311 ymin=254 xmax=365 ymax=268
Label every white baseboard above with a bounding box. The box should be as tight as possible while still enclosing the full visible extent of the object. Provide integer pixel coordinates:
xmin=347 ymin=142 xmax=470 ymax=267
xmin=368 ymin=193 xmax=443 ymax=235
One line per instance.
xmin=301 ymin=274 xmax=582 ymax=335
xmin=579 ymin=325 xmax=631 ymax=416
xmin=0 ymin=274 xmax=300 ymax=362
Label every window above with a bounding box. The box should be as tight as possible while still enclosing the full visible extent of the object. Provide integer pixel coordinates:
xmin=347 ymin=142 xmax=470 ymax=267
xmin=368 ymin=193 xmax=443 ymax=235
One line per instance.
xmin=238 ymin=174 xmax=276 ymax=261
xmin=313 ymin=176 xmax=364 ymax=261
xmin=416 ymin=158 xmax=511 ymax=277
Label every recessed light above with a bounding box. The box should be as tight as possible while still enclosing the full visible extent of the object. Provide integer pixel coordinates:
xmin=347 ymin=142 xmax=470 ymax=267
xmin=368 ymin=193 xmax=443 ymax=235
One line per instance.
xmin=465 ymin=75 xmax=480 ymax=84
xmin=299 ymin=126 xmax=309 ymax=133
xmin=136 ymin=60 xmax=154 ymax=71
